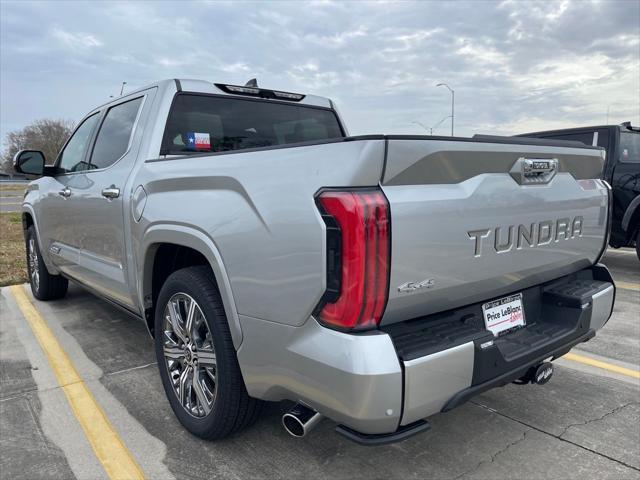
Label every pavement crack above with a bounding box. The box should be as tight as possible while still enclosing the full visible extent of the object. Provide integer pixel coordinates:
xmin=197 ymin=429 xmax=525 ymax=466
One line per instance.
xmin=0 ymin=363 xmax=158 ymax=403
xmin=0 ymin=380 xmax=84 ymax=402
xmin=558 ymin=401 xmax=640 ymax=439
xmin=471 ymin=400 xmax=640 ymax=472
xmin=105 ymin=362 xmax=157 ymax=377
xmin=452 ymin=430 xmax=529 ymax=480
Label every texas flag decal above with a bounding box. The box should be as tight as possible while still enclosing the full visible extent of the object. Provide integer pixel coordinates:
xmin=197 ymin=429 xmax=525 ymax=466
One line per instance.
xmin=186 ymin=132 xmax=211 ymax=150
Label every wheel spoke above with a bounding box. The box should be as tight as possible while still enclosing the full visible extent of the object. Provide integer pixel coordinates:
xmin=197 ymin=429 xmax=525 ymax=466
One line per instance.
xmin=168 ymin=301 xmax=187 ymax=343
xmin=198 ymin=349 xmax=216 ymax=367
xmin=177 ymin=366 xmax=191 ymax=405
xmin=163 ymin=345 xmax=184 ymax=360
xmin=192 ymin=369 xmax=211 ymax=415
xmin=185 ymin=299 xmax=197 ymax=338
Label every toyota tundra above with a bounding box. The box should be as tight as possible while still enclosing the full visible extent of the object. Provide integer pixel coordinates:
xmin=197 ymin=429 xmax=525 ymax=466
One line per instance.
xmin=14 ymin=79 xmax=615 ymax=444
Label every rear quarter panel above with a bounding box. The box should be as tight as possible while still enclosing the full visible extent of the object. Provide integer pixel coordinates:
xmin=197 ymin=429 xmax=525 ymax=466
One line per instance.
xmin=133 ymin=140 xmax=384 ymax=326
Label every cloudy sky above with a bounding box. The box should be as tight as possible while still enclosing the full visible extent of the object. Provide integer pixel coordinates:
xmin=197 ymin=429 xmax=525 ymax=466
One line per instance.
xmin=1 ymin=0 xmax=638 ymax=144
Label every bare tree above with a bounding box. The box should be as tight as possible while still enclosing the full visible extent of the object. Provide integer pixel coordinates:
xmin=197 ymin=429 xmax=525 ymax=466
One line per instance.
xmin=1 ymin=119 xmax=75 ymax=175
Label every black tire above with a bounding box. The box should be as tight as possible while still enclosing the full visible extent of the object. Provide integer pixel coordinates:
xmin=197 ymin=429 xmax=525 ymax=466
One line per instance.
xmin=154 ymin=265 xmax=263 ymax=440
xmin=26 ymin=226 xmax=68 ymax=300
xmin=636 ymin=231 xmax=640 ymax=262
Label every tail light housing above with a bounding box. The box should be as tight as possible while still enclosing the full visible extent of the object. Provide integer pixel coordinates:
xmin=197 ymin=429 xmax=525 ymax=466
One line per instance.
xmin=315 ymin=189 xmax=390 ymax=331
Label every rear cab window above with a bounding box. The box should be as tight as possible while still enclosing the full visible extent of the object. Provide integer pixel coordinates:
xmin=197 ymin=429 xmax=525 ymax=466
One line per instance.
xmin=619 ymin=131 xmax=640 ymax=163
xmin=542 ymin=131 xmax=596 ymax=146
xmin=524 ymin=128 xmax=612 ymax=159
xmin=160 ymin=94 xmax=344 ymax=155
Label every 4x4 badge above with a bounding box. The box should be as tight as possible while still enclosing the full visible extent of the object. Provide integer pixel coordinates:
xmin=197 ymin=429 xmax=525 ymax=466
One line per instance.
xmin=398 ymin=279 xmax=435 ymax=294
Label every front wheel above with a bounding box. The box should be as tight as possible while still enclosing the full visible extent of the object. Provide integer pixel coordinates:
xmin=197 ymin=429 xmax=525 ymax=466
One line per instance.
xmin=26 ymin=226 xmax=68 ymax=300
xmin=154 ymin=266 xmax=263 ymax=440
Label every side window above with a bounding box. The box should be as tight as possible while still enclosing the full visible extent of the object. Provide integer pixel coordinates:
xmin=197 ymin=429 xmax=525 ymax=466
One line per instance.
xmin=90 ymin=97 xmax=143 ymax=170
xmin=57 ymin=113 xmax=100 ymax=173
xmin=619 ymin=132 xmax=640 ymax=163
xmin=595 ymin=129 xmax=610 ymax=150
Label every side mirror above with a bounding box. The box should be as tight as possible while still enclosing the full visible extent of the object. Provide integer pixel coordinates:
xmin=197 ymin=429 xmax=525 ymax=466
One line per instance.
xmin=13 ymin=150 xmax=46 ymax=177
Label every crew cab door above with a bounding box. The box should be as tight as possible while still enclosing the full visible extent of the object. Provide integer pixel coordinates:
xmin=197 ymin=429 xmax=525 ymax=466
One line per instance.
xmin=611 ymin=130 xmax=640 ymax=246
xmin=37 ymin=111 xmax=102 ymax=277
xmin=46 ymin=93 xmax=149 ymax=309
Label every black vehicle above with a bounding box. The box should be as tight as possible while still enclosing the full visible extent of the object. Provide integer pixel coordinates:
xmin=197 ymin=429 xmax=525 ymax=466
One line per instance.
xmin=519 ymin=122 xmax=640 ymax=260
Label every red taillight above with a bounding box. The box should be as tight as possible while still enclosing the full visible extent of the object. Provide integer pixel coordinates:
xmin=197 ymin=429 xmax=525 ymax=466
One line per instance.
xmin=316 ymin=189 xmax=390 ymax=331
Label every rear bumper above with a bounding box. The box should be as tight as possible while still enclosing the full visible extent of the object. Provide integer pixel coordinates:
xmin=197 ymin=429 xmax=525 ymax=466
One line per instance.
xmin=441 ymin=329 xmax=595 ymax=413
xmin=237 ymin=265 xmax=615 ymax=436
xmin=237 ymin=314 xmax=404 ymax=434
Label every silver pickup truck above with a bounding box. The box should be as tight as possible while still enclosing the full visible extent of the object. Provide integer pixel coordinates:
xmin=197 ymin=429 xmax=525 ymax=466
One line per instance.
xmin=14 ymin=79 xmax=615 ymax=444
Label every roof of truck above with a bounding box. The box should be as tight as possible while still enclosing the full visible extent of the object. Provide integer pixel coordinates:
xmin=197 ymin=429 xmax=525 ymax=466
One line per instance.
xmin=99 ymin=78 xmax=333 ymax=110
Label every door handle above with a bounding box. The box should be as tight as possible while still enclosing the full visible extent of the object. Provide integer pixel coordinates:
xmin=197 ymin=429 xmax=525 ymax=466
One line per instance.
xmin=101 ymin=186 xmax=120 ymax=199
xmin=58 ymin=187 xmax=71 ymax=198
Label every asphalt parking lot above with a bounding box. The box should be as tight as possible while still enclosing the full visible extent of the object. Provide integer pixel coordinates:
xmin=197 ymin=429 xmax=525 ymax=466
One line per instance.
xmin=1 ymin=249 xmax=638 ymax=480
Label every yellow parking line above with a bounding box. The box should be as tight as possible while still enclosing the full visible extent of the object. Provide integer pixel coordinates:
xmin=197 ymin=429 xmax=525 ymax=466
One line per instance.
xmin=563 ymin=352 xmax=640 ymax=379
xmin=616 ymin=281 xmax=639 ymax=292
xmin=10 ymin=285 xmax=144 ymax=480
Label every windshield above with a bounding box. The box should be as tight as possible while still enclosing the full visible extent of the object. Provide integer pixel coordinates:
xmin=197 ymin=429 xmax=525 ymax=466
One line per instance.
xmin=619 ymin=131 xmax=639 ymax=163
xmin=161 ymin=94 xmax=344 ymax=155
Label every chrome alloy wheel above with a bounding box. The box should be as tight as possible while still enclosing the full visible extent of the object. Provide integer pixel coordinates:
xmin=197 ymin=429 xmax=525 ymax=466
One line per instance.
xmin=28 ymin=238 xmax=40 ymax=292
xmin=162 ymin=293 xmax=217 ymax=417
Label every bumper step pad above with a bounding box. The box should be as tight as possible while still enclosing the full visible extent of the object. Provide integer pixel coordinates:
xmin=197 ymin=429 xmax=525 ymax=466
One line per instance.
xmin=336 ymin=420 xmax=431 ymax=446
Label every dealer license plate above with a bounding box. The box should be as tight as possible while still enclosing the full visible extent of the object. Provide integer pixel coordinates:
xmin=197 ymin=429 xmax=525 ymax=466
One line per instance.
xmin=482 ymin=293 xmax=526 ymax=337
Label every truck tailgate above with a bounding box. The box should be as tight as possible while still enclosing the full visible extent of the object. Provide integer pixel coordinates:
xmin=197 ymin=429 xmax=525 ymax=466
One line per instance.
xmin=380 ymin=137 xmax=608 ymax=325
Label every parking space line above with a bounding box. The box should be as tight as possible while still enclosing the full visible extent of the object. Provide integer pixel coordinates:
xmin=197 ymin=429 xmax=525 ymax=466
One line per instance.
xmin=563 ymin=352 xmax=640 ymax=379
xmin=616 ymin=281 xmax=639 ymax=292
xmin=9 ymin=285 xmax=145 ymax=480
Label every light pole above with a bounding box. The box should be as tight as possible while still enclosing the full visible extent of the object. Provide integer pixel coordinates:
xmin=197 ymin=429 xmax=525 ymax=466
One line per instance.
xmin=412 ymin=120 xmax=431 ymax=134
xmin=431 ymin=115 xmax=451 ymax=135
xmin=120 ymin=81 xmax=127 ymax=96
xmin=413 ymin=115 xmax=451 ymax=135
xmin=436 ymin=83 xmax=454 ymax=136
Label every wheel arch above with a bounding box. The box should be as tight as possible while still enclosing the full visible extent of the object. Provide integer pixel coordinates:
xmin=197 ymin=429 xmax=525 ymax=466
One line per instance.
xmin=22 ymin=210 xmax=34 ymax=232
xmin=621 ymin=195 xmax=640 ymax=242
xmin=21 ymin=206 xmax=59 ymax=274
xmin=140 ymin=225 xmax=243 ymax=348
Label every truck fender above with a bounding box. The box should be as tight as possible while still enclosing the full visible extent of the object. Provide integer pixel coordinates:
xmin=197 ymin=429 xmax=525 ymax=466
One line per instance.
xmin=21 ymin=204 xmax=60 ymax=275
xmin=140 ymin=224 xmax=243 ymax=348
xmin=621 ymin=195 xmax=640 ymax=235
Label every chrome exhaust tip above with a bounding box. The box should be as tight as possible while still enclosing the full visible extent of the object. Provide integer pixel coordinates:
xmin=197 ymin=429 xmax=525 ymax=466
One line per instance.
xmin=282 ymin=403 xmax=323 ymax=438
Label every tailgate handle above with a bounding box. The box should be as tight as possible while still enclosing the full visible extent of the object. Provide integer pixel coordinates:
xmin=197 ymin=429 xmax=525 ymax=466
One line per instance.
xmin=510 ymin=157 xmax=558 ymax=185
